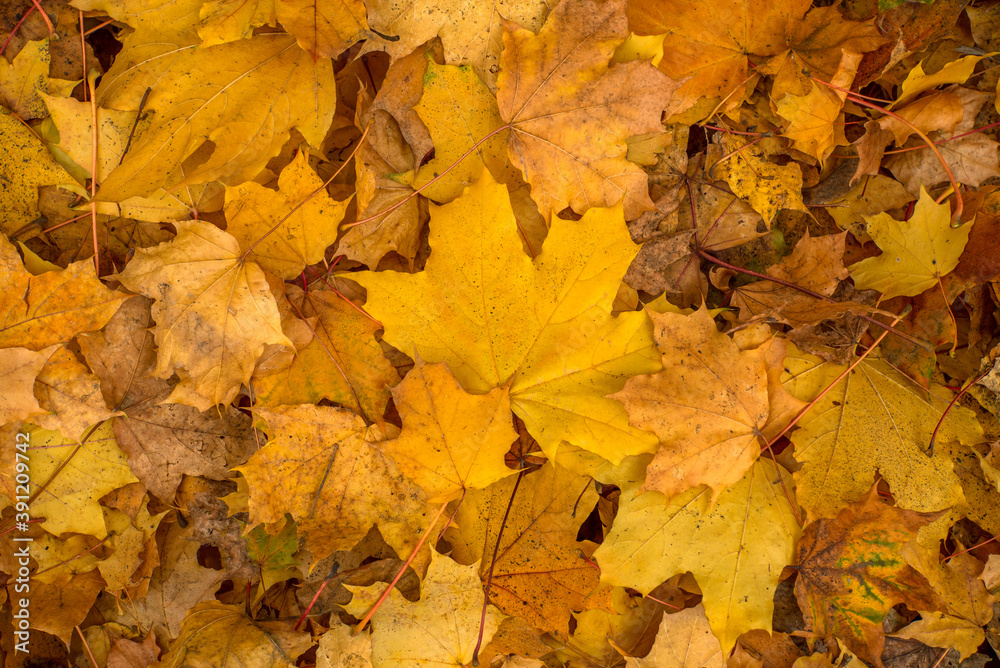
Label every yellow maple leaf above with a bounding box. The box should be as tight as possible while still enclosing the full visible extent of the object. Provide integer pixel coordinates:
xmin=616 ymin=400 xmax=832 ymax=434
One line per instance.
xmin=345 ymin=548 xmax=504 ymax=668
xmin=447 ymin=463 xmax=609 ymax=635
xmin=197 ymin=0 xmax=370 ymax=58
xmin=41 ymin=92 xmax=221 ymax=223
xmin=0 ymin=38 xmax=77 ymax=119
xmin=362 ymin=0 xmax=550 ymax=90
xmin=0 ymin=112 xmax=74 ymax=235
xmin=33 ymin=345 xmax=119 ymax=440
xmin=226 ymin=150 xmax=350 ymax=279
xmin=315 ymin=625 xmax=373 ymax=668
xmin=384 ymin=359 xmax=518 ymax=502
xmin=594 ymin=459 xmax=802 ymax=653
xmin=155 ymin=601 xmax=312 ymax=667
xmin=98 ymin=498 xmax=165 ymax=593
xmin=781 ymin=344 xmax=981 ymax=519
xmin=116 ymin=220 xmax=292 ymax=411
xmin=21 ymin=421 xmax=139 ymax=539
xmin=278 ymin=0 xmax=370 ymax=59
xmin=627 ymin=604 xmax=724 ymax=668
xmin=719 ymin=136 xmax=810 ymax=224
xmin=95 ymin=34 xmax=336 ymax=201
xmin=235 ymin=405 xmax=430 ymax=562
xmin=633 ymin=0 xmax=883 ymax=116
xmin=497 ymin=0 xmax=679 ymax=221
xmin=774 ymin=50 xmax=860 ymax=165
xmin=72 ymin=0 xmax=203 ymax=43
xmin=848 ymin=187 xmax=973 ymax=298
xmin=196 ymin=0 xmax=277 ymax=46
xmin=891 ymin=612 xmax=985 ymax=661
xmin=612 ymin=308 xmax=770 ymax=501
xmin=0 ymin=235 xmax=127 ymax=350
xmin=353 ymin=172 xmax=660 ymax=466
xmin=893 ymin=53 xmax=997 ymax=108
xmin=0 ymin=346 xmax=53 ymax=424
xmin=410 ymin=58 xmax=509 ymax=203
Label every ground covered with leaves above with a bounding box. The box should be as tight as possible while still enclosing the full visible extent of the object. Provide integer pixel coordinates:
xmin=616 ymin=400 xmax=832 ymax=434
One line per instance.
xmin=2 ymin=0 xmax=1000 ymax=666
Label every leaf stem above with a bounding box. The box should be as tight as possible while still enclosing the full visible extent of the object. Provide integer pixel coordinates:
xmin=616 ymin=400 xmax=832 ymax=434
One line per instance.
xmin=927 ymin=363 xmax=992 ymax=455
xmin=75 ymin=626 xmax=99 ymax=668
xmin=881 ymin=121 xmax=1000 ymax=155
xmin=0 ymin=5 xmax=34 ymax=56
xmin=766 ymin=309 xmax=906 ymax=450
xmin=472 ymin=469 xmax=525 ymax=666
xmin=353 ymin=497 xmax=453 ymax=634
xmin=293 ymin=562 xmax=339 ymax=631
xmin=943 ymin=533 xmax=998 ymax=563
xmin=811 ymin=77 xmax=963 ymax=224
xmin=88 ymin=73 xmax=100 ymax=277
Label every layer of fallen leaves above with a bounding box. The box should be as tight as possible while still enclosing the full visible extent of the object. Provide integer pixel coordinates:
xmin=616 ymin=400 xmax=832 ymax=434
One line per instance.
xmin=2 ymin=0 xmax=1000 ymax=666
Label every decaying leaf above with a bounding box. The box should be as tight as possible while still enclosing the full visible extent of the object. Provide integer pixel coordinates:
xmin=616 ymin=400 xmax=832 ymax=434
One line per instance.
xmin=781 ymin=344 xmax=981 ymax=519
xmin=447 ymin=463 xmax=609 ymax=636
xmin=3 ymin=1 xmax=1000 ymax=663
xmin=794 ymin=487 xmax=946 ymax=665
xmin=497 ymin=0 xmax=679 ymax=221
xmin=154 ymin=602 xmax=312 ymax=667
xmin=613 ymin=307 xmax=770 ymax=501
xmin=235 ymin=405 xmax=430 ymax=562
xmin=116 ymin=220 xmax=292 ymax=411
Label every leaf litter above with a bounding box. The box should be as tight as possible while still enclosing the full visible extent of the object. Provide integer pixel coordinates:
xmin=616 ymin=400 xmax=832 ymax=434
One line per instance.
xmin=1 ymin=0 xmax=1000 ymax=666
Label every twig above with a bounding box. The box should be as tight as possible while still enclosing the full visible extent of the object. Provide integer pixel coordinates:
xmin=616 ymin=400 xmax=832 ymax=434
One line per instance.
xmin=353 ymin=498 xmax=453 ymax=634
xmin=472 ymin=470 xmax=526 ymax=665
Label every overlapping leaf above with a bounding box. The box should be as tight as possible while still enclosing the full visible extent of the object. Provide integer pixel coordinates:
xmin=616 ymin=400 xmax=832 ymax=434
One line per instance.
xmin=116 ymin=221 xmax=291 ymax=411
xmin=447 ymin=463 xmax=609 ymax=636
xmin=595 ymin=459 xmax=802 ymax=653
xmin=353 ymin=172 xmax=660 ymax=465
xmin=497 ymin=0 xmax=679 ymax=221
xmin=95 ymin=34 xmax=336 ymax=200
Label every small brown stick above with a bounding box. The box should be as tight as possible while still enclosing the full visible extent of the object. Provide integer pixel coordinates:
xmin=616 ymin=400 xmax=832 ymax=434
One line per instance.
xmin=119 ymin=87 xmax=152 ymax=164
xmin=471 ymin=470 xmax=526 ymax=666
xmin=75 ymin=626 xmax=99 ymax=668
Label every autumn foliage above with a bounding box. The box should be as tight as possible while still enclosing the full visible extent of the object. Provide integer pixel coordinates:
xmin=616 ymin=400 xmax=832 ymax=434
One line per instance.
xmin=2 ymin=0 xmax=1000 ymax=666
